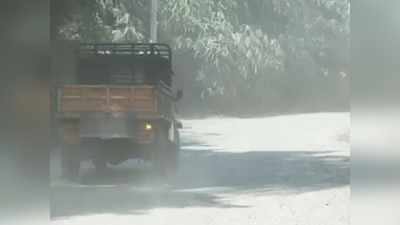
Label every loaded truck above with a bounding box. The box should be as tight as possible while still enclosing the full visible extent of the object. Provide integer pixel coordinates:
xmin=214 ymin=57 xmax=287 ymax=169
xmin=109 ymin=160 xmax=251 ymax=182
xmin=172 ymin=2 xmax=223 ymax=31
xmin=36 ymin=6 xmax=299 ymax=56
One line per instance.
xmin=53 ymin=42 xmax=182 ymax=180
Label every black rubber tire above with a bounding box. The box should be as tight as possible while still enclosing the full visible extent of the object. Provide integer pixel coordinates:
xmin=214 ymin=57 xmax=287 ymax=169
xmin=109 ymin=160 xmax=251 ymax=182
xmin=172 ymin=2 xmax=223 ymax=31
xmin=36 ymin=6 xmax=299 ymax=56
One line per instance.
xmin=61 ymin=144 xmax=80 ymax=181
xmin=167 ymin=129 xmax=180 ymax=175
xmin=93 ymin=157 xmax=107 ymax=174
xmin=153 ymin=127 xmax=168 ymax=175
xmin=153 ymin=127 xmax=179 ymax=176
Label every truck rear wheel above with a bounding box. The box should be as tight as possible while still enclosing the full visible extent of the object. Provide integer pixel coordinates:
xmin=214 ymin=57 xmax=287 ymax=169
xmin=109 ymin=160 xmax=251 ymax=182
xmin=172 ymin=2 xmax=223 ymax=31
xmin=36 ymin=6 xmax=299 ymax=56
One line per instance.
xmin=61 ymin=144 xmax=80 ymax=181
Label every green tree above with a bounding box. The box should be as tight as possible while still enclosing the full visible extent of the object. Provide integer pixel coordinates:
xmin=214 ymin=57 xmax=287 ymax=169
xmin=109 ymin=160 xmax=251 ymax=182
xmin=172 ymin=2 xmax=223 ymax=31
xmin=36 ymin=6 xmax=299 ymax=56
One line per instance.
xmin=52 ymin=0 xmax=350 ymax=115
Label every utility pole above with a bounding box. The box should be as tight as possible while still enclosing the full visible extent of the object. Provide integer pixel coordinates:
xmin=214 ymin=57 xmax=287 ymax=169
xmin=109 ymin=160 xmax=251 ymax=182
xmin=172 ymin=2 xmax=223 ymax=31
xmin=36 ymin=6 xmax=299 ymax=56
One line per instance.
xmin=150 ymin=0 xmax=158 ymax=43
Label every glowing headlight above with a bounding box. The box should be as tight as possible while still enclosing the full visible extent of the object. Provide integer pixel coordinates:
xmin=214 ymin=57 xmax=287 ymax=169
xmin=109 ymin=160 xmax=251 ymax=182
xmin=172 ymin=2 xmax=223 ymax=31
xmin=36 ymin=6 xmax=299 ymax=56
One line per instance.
xmin=145 ymin=122 xmax=152 ymax=130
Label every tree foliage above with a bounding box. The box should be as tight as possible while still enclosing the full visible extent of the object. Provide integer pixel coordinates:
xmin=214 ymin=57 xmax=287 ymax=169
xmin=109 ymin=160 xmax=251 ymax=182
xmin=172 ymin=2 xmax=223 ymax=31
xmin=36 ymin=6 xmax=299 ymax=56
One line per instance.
xmin=53 ymin=0 xmax=350 ymax=115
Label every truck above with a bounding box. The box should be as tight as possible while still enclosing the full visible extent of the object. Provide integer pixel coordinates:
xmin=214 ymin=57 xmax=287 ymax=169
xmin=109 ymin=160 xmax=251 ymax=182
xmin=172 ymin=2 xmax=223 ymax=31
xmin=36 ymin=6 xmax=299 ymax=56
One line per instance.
xmin=54 ymin=42 xmax=182 ymax=180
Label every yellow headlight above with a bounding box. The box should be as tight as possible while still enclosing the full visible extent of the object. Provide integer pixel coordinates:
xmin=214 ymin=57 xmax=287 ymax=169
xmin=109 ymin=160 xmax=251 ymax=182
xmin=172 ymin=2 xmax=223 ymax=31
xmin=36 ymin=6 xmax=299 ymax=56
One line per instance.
xmin=145 ymin=123 xmax=152 ymax=130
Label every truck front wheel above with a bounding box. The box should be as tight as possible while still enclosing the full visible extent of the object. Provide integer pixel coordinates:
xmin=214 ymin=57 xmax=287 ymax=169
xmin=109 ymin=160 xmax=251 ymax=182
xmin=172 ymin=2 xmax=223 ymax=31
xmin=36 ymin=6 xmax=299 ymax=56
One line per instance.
xmin=93 ymin=157 xmax=107 ymax=174
xmin=153 ymin=126 xmax=179 ymax=177
xmin=61 ymin=144 xmax=81 ymax=181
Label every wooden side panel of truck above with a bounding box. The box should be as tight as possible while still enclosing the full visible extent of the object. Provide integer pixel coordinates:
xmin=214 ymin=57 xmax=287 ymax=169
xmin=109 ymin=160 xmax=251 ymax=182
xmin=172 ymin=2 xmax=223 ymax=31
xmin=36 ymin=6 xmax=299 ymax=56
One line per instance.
xmin=57 ymin=84 xmax=175 ymax=144
xmin=58 ymin=84 xmax=173 ymax=116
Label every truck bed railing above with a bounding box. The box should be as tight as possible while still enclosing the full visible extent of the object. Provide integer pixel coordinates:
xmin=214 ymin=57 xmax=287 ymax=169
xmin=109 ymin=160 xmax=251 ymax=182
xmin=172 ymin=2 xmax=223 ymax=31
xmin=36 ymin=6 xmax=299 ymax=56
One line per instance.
xmin=79 ymin=43 xmax=172 ymax=65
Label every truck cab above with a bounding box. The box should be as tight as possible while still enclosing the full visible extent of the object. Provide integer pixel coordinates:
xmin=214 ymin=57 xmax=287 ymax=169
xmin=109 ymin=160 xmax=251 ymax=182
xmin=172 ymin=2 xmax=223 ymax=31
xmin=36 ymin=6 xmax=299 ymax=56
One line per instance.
xmin=55 ymin=43 xmax=182 ymax=180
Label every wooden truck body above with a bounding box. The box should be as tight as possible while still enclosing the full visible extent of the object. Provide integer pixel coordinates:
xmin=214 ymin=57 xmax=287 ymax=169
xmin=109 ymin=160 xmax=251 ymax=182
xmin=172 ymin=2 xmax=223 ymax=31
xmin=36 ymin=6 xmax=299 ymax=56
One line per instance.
xmin=54 ymin=43 xmax=182 ymax=179
xmin=57 ymin=84 xmax=176 ymax=143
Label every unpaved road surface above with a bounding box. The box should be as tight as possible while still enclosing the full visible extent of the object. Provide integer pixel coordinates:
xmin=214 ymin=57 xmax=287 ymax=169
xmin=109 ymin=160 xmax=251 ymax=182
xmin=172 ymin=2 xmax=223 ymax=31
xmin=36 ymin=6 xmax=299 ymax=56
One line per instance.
xmin=51 ymin=113 xmax=350 ymax=225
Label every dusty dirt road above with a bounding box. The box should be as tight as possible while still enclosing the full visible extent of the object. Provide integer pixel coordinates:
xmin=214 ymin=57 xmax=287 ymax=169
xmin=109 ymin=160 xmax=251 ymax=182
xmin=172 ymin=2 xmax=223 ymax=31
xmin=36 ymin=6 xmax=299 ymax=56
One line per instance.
xmin=51 ymin=113 xmax=350 ymax=225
